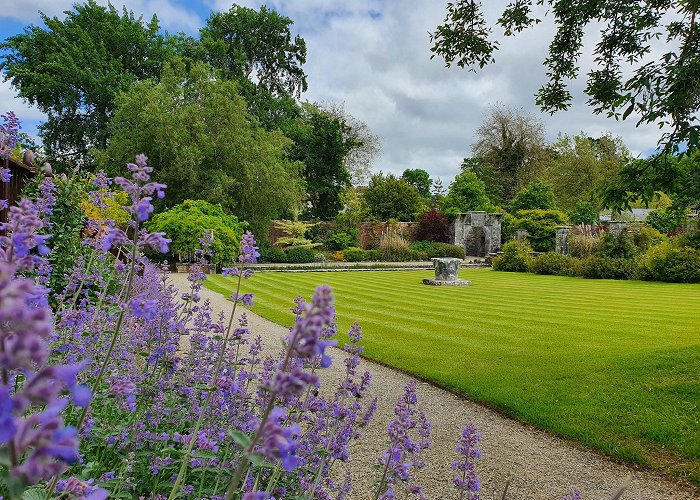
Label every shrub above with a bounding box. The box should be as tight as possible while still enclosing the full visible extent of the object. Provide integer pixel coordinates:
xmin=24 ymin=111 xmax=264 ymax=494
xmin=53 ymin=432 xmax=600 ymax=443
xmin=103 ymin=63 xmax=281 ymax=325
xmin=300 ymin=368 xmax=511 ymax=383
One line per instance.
xmin=673 ymin=229 xmax=700 ymax=249
xmin=510 ymin=209 xmax=568 ymax=252
xmin=329 ymin=250 xmax=346 ymax=262
xmin=148 ymin=199 xmax=246 ymax=265
xmin=596 ymin=232 xmax=635 ymax=259
xmin=285 ymin=246 xmax=317 ymax=263
xmin=637 ymin=243 xmax=700 ymax=283
xmin=492 ymin=240 xmax=533 ymax=272
xmin=365 ymin=249 xmax=382 ymax=261
xmin=430 ymin=242 xmax=466 ymax=259
xmin=343 ymin=247 xmax=367 ymax=262
xmin=414 ymin=209 xmax=450 ymax=242
xmin=507 ymin=179 xmax=557 ymax=212
xmin=259 ymin=243 xmax=287 ymax=263
xmin=529 ymin=252 xmax=573 ymax=276
xmin=631 ymin=226 xmax=667 ymax=252
xmin=646 ymin=207 xmax=688 ymax=234
xmin=569 ymin=256 xmax=635 ymax=280
xmin=325 ymin=230 xmax=358 ymax=250
xmin=273 ymin=219 xmax=319 ymax=248
xmin=567 ymin=201 xmax=598 ymax=225
xmin=379 ymin=227 xmax=411 ymax=261
xmin=569 ymin=233 xmax=601 ymax=258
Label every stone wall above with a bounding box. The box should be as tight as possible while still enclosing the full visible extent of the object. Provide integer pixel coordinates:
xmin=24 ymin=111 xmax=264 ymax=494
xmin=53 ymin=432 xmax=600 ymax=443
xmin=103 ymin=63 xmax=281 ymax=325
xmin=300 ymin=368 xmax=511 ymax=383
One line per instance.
xmin=453 ymin=212 xmax=503 ymax=257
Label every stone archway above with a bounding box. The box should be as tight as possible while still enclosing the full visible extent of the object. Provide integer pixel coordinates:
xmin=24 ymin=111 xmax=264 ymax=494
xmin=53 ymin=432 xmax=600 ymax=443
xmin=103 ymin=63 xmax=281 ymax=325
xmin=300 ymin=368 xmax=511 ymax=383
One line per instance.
xmin=452 ymin=211 xmax=503 ymax=257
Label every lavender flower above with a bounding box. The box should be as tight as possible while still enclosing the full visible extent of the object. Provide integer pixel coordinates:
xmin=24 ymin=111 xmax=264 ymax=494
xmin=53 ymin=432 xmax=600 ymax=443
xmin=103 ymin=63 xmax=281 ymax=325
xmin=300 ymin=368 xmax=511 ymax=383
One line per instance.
xmin=0 ymin=111 xmax=20 ymax=159
xmin=453 ymin=422 xmax=482 ymax=499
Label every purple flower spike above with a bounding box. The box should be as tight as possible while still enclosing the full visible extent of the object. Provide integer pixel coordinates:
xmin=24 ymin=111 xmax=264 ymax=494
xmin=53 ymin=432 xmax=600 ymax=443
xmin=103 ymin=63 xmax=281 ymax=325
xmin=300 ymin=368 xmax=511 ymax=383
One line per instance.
xmin=452 ymin=422 xmax=482 ymax=499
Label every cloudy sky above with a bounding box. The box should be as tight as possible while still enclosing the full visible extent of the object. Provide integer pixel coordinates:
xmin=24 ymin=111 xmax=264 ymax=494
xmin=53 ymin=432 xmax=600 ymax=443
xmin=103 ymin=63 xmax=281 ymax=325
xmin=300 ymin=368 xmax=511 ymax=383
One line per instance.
xmin=0 ymin=0 xmax=664 ymax=182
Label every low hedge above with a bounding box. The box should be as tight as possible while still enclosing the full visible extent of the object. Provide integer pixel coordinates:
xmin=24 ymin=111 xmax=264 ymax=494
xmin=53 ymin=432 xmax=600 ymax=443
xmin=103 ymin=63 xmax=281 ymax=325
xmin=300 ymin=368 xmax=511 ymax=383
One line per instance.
xmin=529 ymin=252 xmax=573 ymax=276
xmin=409 ymin=241 xmax=465 ymax=259
xmin=569 ymin=256 xmax=636 ymax=280
xmin=637 ymin=244 xmax=700 ymax=283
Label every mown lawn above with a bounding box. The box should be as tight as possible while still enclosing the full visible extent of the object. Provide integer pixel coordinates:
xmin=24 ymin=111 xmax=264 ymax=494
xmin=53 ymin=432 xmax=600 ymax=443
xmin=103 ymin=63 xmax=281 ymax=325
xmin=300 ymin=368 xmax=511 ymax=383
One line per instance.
xmin=205 ymin=269 xmax=700 ymax=484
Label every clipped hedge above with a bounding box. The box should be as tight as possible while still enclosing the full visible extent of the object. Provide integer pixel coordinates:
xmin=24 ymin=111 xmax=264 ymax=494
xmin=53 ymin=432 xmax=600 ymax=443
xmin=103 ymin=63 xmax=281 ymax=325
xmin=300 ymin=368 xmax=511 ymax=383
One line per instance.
xmin=285 ymin=246 xmax=317 ymax=263
xmin=409 ymin=241 xmax=465 ymax=259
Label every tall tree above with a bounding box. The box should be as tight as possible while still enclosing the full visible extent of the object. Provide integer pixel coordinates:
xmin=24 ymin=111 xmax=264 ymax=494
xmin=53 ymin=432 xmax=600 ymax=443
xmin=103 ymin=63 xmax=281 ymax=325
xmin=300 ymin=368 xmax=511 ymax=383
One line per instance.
xmin=543 ymin=133 xmax=630 ymax=210
xmin=460 ymin=156 xmax=503 ymax=205
xmin=441 ymin=170 xmax=492 ymax=214
xmin=96 ymin=61 xmax=304 ymax=236
xmin=199 ymin=4 xmax=307 ymax=98
xmin=0 ymin=1 xmax=174 ymax=168
xmin=363 ymin=174 xmax=424 ymax=221
xmin=431 ymin=1 xmax=700 ymax=156
xmin=401 ymin=168 xmax=432 ymax=198
xmin=283 ymin=103 xmax=354 ymax=220
xmin=471 ymin=104 xmax=548 ymax=201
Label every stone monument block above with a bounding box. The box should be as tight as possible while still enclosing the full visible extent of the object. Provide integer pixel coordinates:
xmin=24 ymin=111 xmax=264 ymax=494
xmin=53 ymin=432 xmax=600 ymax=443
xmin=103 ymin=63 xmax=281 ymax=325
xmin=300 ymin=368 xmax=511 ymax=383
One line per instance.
xmin=423 ymin=257 xmax=471 ymax=286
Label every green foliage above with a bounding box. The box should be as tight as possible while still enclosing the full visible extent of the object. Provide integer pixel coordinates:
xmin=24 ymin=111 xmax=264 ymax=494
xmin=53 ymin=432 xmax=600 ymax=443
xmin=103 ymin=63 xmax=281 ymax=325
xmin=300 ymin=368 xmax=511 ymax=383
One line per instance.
xmin=199 ymin=4 xmax=307 ymax=97
xmin=342 ymin=247 xmax=367 ymax=262
xmin=363 ymin=174 xmax=424 ymax=221
xmin=325 ymin=231 xmax=357 ymax=251
xmin=284 ymin=246 xmax=316 ymax=263
xmin=569 ymin=233 xmax=601 ymax=259
xmin=147 ymin=200 xmax=246 ymax=265
xmin=673 ymin=230 xmax=700 ymax=250
xmin=0 ymin=0 xmax=174 ymax=168
xmin=529 ymin=252 xmax=573 ymax=276
xmin=258 ymin=243 xmax=287 ymax=263
xmin=401 ymin=168 xmax=432 ymax=198
xmin=283 ymin=103 xmax=353 ymax=219
xmin=567 ymin=201 xmax=599 ymax=226
xmin=441 ymin=170 xmax=491 ymax=214
xmin=645 ymin=207 xmax=688 ymax=235
xmin=545 ymin=133 xmax=629 ymax=211
xmin=24 ymin=174 xmax=88 ymax=296
xmin=637 ymin=244 xmax=700 ymax=283
xmin=409 ymin=241 xmax=466 ymax=260
xmin=596 ymin=233 xmax=635 ymax=260
xmin=432 ymin=2 xmax=700 ymax=156
xmin=631 ymin=226 xmax=667 ymax=253
xmin=510 ymin=209 xmax=568 ymax=252
xmin=492 ymin=240 xmax=533 ymax=272
xmin=97 ymin=61 xmax=304 ymax=236
xmin=460 ymin=156 xmax=503 ymax=205
xmin=273 ymin=220 xmax=319 ymax=248
xmin=507 ymin=179 xmax=557 ymax=212
xmin=570 ymin=256 xmax=636 ymax=280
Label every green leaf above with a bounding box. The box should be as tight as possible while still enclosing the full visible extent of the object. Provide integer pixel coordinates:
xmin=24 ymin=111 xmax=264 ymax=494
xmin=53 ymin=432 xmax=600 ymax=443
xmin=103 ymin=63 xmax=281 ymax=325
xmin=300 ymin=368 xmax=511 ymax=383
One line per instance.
xmin=21 ymin=487 xmax=47 ymax=500
xmin=228 ymin=429 xmax=252 ymax=448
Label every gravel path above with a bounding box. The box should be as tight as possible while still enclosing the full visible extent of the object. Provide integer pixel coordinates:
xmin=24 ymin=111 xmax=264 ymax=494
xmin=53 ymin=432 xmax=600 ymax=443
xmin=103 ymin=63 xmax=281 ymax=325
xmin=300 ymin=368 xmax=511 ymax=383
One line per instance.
xmin=169 ymin=273 xmax=697 ymax=500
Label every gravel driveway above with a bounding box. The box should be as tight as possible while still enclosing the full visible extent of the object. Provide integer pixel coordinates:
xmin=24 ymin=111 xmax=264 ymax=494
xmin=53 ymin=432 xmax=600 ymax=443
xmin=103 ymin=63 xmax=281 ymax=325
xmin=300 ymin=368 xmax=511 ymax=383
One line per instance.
xmin=169 ymin=273 xmax=697 ymax=500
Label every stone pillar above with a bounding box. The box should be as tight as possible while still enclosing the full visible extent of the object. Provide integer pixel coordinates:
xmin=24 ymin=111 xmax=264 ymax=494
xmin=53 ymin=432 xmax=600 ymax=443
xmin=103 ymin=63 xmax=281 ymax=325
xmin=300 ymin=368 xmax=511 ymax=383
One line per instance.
xmin=515 ymin=229 xmax=528 ymax=242
xmin=555 ymin=226 xmax=571 ymax=255
xmin=608 ymin=221 xmax=626 ymax=238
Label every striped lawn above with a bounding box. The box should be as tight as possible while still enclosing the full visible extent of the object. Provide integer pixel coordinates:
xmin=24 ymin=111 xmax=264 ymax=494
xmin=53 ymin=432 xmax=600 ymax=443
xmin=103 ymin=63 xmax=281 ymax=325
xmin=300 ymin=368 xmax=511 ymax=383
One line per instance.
xmin=205 ymin=269 xmax=700 ymax=484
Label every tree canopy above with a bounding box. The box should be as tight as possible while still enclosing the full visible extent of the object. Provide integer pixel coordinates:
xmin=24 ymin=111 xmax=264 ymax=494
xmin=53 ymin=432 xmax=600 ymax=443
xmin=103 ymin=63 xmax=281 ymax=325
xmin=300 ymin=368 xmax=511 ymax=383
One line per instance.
xmin=471 ymin=104 xmax=548 ymax=201
xmin=431 ymin=1 xmax=700 ymax=156
xmin=441 ymin=170 xmax=492 ymax=214
xmin=402 ymin=168 xmax=433 ymax=198
xmin=0 ymin=0 xmax=174 ymax=167
xmin=363 ymin=174 xmax=424 ymax=221
xmin=507 ymin=179 xmax=557 ymax=212
xmin=199 ymin=4 xmax=307 ymax=98
xmin=96 ymin=61 xmax=304 ymax=235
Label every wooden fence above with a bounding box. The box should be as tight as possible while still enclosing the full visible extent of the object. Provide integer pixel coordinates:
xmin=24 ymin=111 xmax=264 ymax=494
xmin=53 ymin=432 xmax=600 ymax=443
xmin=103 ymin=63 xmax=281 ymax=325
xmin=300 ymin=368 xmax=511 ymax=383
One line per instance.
xmin=1 ymin=156 xmax=36 ymax=224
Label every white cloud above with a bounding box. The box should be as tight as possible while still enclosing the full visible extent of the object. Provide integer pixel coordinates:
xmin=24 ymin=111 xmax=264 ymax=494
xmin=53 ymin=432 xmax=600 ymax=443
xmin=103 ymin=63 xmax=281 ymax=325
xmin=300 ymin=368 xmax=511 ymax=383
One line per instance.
xmin=0 ymin=79 xmax=45 ymax=121
xmin=1 ymin=0 xmax=668 ymax=182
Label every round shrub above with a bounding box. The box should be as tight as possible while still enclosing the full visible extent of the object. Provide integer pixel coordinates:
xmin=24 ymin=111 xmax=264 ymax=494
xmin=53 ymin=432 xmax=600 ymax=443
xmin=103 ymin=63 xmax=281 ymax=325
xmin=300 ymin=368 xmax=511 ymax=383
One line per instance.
xmin=343 ymin=247 xmax=367 ymax=262
xmin=569 ymin=256 xmax=635 ymax=280
xmin=509 ymin=209 xmax=568 ymax=252
xmin=284 ymin=246 xmax=317 ymax=263
xmin=529 ymin=252 xmax=573 ymax=276
xmin=637 ymin=243 xmax=700 ymax=283
xmin=567 ymin=201 xmax=598 ymax=226
xmin=365 ymin=249 xmax=382 ymax=261
xmin=673 ymin=229 xmax=700 ymax=249
xmin=430 ymin=242 xmax=466 ymax=259
xmin=325 ymin=230 xmax=357 ymax=251
xmin=259 ymin=244 xmax=287 ymax=263
xmin=492 ymin=240 xmax=533 ymax=272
